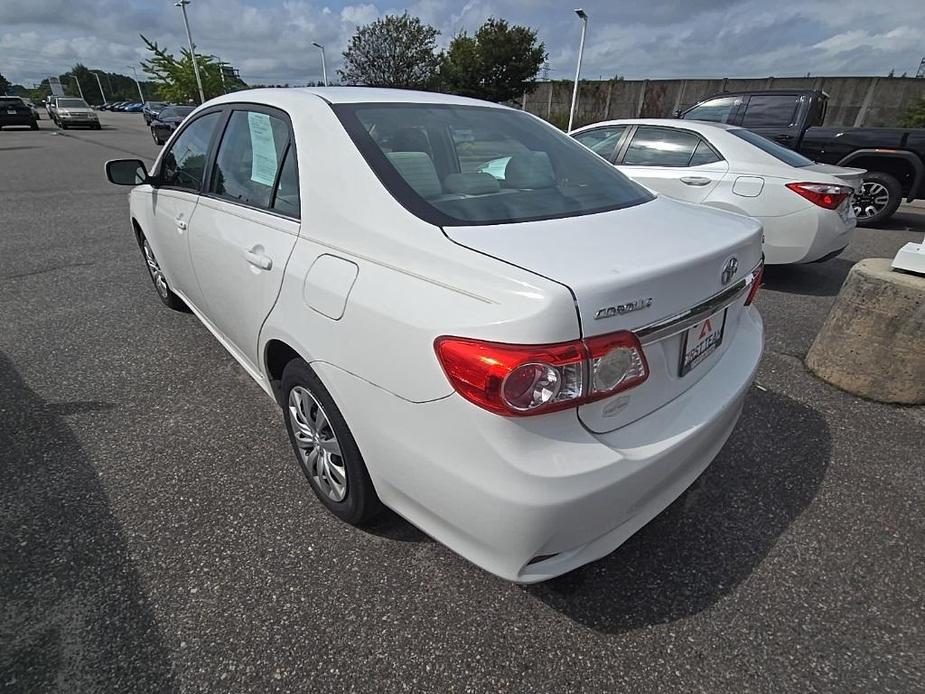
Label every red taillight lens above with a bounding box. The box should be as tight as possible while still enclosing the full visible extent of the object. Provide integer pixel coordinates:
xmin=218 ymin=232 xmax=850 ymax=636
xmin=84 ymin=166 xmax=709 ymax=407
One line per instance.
xmin=785 ymin=182 xmax=852 ymax=210
xmin=434 ymin=332 xmax=648 ymax=417
xmin=744 ymin=262 xmax=763 ymax=306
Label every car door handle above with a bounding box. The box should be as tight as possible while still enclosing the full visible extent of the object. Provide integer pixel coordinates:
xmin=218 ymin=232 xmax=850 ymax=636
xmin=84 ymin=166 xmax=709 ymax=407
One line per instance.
xmin=244 ymin=249 xmax=273 ymax=271
xmin=680 ymin=176 xmax=712 ymax=186
xmin=175 ymin=217 xmax=187 ymax=231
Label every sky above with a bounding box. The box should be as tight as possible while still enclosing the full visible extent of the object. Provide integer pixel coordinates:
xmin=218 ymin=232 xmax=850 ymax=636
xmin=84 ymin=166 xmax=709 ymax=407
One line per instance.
xmin=1 ymin=0 xmax=923 ymax=87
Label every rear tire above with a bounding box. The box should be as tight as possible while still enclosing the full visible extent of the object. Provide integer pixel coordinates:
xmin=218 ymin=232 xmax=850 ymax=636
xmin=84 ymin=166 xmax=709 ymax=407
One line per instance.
xmin=281 ymin=359 xmax=383 ymax=526
xmin=854 ymin=172 xmax=902 ymax=227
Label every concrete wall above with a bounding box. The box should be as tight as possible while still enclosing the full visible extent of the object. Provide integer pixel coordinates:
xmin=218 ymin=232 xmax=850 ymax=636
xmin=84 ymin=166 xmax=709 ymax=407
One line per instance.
xmin=522 ymin=76 xmax=925 ymax=129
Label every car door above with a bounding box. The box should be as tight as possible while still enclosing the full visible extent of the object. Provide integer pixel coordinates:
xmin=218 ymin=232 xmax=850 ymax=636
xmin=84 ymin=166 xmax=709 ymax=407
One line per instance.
xmin=188 ymin=106 xmax=300 ymax=371
xmin=615 ymin=125 xmax=728 ymax=203
xmin=572 ymin=125 xmax=629 ymax=162
xmin=148 ymin=110 xmax=223 ymax=309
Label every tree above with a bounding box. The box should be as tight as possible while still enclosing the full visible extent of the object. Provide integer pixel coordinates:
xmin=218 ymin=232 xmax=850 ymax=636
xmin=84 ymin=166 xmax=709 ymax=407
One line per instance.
xmin=440 ymin=18 xmax=546 ymax=103
xmin=0 ymin=72 xmax=11 ymax=95
xmin=900 ymin=97 xmax=925 ymax=127
xmin=139 ymin=34 xmax=244 ymax=104
xmin=339 ymin=13 xmax=441 ymax=89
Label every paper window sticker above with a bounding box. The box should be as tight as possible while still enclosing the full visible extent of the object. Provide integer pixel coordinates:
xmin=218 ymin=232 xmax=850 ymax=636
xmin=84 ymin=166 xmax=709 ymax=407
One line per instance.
xmin=248 ymin=112 xmax=278 ymax=186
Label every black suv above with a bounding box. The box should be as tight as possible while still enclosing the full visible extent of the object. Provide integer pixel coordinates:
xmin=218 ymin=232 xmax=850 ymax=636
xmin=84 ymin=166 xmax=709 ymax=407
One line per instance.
xmin=0 ymin=96 xmax=39 ymax=130
xmin=680 ymin=90 xmax=925 ymax=226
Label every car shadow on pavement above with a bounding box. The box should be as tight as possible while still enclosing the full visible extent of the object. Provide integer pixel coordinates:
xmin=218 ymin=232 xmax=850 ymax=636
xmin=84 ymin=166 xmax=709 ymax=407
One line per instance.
xmin=526 ymin=387 xmax=830 ymax=634
xmin=762 ymin=258 xmax=855 ymax=297
xmin=0 ymin=352 xmax=178 ymax=692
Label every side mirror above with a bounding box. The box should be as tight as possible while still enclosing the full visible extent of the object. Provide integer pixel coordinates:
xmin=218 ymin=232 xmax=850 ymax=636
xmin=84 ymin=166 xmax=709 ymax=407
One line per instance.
xmin=105 ymin=158 xmax=149 ymax=186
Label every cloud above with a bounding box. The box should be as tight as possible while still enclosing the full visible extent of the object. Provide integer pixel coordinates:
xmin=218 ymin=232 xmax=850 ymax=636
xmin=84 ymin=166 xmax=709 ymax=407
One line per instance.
xmin=0 ymin=0 xmax=922 ymax=86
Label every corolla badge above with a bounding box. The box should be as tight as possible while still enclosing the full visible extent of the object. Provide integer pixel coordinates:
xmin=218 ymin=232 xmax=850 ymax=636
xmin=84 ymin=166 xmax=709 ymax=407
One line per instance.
xmin=594 ymin=297 xmax=653 ymax=320
xmin=721 ymin=256 xmax=738 ymax=286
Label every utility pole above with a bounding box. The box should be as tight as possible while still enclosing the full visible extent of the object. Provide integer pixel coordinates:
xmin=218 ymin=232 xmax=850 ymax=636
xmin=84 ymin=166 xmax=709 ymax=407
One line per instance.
xmin=91 ymin=70 xmax=107 ymax=103
xmin=568 ymin=9 xmax=589 ymax=133
xmin=127 ymin=65 xmax=145 ymax=103
xmin=176 ymin=0 xmax=206 ymax=104
xmin=312 ymin=42 xmax=328 ymax=86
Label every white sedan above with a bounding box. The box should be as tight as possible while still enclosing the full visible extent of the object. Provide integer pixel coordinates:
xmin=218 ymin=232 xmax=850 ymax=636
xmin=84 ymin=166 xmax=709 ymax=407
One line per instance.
xmin=571 ymin=119 xmax=864 ymax=264
xmin=105 ymin=88 xmax=763 ymax=583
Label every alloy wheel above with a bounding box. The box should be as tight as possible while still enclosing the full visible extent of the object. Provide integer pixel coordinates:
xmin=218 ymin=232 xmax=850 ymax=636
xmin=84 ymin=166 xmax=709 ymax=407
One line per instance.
xmin=142 ymin=239 xmax=169 ymax=299
xmin=853 ymin=181 xmax=890 ymax=220
xmin=288 ymin=385 xmax=348 ymax=502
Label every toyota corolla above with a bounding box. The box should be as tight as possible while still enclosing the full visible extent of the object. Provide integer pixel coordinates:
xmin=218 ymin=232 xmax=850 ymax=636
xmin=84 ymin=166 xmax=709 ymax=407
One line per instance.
xmin=105 ymin=88 xmax=764 ymax=583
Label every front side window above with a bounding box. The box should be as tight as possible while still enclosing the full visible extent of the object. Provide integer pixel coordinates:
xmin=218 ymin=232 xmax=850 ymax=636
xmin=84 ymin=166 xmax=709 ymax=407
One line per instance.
xmin=740 ymin=95 xmax=799 ymax=127
xmin=160 ymin=111 xmax=221 ymax=191
xmin=210 ymin=110 xmax=291 ymax=210
xmin=334 ymin=104 xmax=652 ymax=226
xmin=572 ymin=125 xmax=627 ymax=160
xmin=683 ymin=96 xmax=738 ymax=123
xmin=622 ymin=127 xmax=701 ymax=167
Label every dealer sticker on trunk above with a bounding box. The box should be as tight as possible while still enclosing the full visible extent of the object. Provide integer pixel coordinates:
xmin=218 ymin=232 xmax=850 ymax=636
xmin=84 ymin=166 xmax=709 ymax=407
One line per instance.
xmin=679 ymin=308 xmax=727 ymax=376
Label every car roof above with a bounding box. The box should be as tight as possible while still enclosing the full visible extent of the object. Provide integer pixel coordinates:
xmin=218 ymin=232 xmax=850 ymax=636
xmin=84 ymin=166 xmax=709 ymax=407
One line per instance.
xmin=571 ymin=118 xmax=742 ymax=134
xmin=209 ymin=87 xmax=506 ymax=109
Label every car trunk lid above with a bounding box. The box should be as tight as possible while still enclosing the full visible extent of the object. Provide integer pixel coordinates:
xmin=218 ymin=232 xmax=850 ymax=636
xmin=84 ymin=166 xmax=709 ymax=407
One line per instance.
xmin=443 ymin=196 xmax=763 ymax=433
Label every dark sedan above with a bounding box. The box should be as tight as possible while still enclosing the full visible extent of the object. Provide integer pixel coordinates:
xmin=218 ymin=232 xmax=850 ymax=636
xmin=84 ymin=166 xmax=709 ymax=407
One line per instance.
xmin=0 ymin=96 xmax=39 ymax=130
xmin=150 ymin=105 xmax=195 ymax=145
xmin=142 ymin=101 xmax=167 ymax=125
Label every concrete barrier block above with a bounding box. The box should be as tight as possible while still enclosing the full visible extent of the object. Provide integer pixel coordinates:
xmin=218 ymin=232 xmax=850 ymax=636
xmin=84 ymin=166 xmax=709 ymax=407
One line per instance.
xmin=805 ymin=258 xmax=925 ymax=404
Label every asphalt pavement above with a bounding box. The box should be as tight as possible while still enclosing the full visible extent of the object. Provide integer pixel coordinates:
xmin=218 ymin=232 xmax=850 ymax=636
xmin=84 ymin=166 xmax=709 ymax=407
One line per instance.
xmin=1 ymin=111 xmax=923 ymax=693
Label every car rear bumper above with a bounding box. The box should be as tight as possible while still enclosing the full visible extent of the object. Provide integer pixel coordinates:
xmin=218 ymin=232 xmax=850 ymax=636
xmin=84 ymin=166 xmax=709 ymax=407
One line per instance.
xmin=311 ymin=306 xmax=763 ymax=583
xmin=760 ymin=205 xmax=856 ymax=264
xmin=0 ymin=114 xmax=37 ymax=126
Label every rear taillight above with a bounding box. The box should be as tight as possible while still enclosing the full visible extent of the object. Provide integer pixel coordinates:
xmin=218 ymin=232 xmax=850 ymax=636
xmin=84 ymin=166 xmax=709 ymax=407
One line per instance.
xmin=744 ymin=261 xmax=763 ymax=306
xmin=785 ymin=182 xmax=853 ymax=210
xmin=434 ymin=332 xmax=649 ymax=417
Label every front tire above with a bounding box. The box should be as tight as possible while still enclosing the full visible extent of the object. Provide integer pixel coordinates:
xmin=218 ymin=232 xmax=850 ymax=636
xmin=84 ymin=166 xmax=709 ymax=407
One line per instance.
xmin=138 ymin=233 xmax=186 ymax=310
xmin=281 ymin=359 xmax=382 ymax=525
xmin=854 ymin=172 xmax=902 ymax=227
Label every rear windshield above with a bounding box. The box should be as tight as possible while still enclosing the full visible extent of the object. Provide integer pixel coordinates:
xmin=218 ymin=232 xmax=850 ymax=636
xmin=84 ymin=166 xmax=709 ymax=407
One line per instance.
xmin=57 ymin=99 xmax=89 ymax=108
xmin=334 ymin=103 xmax=653 ymax=226
xmin=729 ymin=128 xmax=814 ymax=167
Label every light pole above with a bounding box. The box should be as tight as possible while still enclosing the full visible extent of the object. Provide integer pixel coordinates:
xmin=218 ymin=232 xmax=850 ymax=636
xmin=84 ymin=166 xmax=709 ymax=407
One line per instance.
xmin=567 ymin=8 xmax=588 ymax=133
xmin=71 ymin=75 xmax=85 ymax=100
xmin=91 ymin=70 xmax=107 ymax=103
xmin=312 ymin=42 xmax=328 ymax=86
xmin=176 ymin=0 xmax=206 ymax=104
xmin=127 ymin=65 xmax=145 ymax=103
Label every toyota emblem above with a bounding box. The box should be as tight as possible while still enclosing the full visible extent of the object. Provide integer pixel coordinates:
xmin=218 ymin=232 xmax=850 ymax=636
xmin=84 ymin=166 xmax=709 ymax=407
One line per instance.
xmin=721 ymin=257 xmax=738 ymax=286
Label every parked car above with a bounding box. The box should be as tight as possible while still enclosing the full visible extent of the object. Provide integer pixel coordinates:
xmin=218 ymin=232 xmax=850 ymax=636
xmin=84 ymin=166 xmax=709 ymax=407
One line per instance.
xmin=105 ymin=88 xmax=764 ymax=583
xmin=679 ymin=89 xmax=925 ymax=226
xmin=124 ymin=102 xmax=144 ymax=112
xmin=109 ymin=101 xmax=128 ymax=111
xmin=571 ymin=119 xmax=863 ymax=264
xmin=142 ymin=100 xmax=168 ymax=124
xmin=0 ymin=96 xmax=39 ymax=130
xmin=149 ymin=105 xmax=195 ymax=144
xmin=52 ymin=97 xmax=100 ymax=129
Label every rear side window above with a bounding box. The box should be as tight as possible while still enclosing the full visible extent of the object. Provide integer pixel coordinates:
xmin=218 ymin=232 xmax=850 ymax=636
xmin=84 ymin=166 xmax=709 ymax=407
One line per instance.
xmin=683 ymin=97 xmax=738 ymax=123
xmin=573 ymin=125 xmax=627 ymax=160
xmin=729 ymin=128 xmax=813 ymax=167
xmin=689 ymin=139 xmax=722 ymax=166
xmin=210 ymin=110 xmax=291 ymax=210
xmin=740 ymin=95 xmax=799 ymax=127
xmin=161 ymin=112 xmax=222 ymax=191
xmin=623 ymin=127 xmax=701 ymax=167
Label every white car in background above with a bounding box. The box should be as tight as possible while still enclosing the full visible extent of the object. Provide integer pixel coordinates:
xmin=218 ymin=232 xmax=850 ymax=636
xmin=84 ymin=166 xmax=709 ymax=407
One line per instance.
xmin=571 ymin=119 xmax=864 ymax=264
xmin=106 ymin=89 xmax=764 ymax=583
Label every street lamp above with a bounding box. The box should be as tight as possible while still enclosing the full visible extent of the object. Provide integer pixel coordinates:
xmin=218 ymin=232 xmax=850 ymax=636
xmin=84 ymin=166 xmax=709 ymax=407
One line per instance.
xmin=91 ymin=70 xmax=107 ymax=103
xmin=312 ymin=42 xmax=328 ymax=86
xmin=71 ymin=75 xmax=85 ymax=100
xmin=127 ymin=65 xmax=145 ymax=103
xmin=176 ymin=0 xmax=206 ymax=104
xmin=567 ymin=8 xmax=589 ymax=133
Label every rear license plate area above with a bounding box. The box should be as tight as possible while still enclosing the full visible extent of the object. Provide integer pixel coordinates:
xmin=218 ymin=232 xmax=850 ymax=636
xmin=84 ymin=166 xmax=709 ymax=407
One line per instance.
xmin=679 ymin=308 xmax=727 ymax=376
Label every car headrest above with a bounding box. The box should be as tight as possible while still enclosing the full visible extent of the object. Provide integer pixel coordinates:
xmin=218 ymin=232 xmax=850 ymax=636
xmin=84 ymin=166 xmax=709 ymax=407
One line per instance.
xmin=443 ymin=172 xmax=501 ymax=196
xmin=504 ymin=151 xmax=555 ymax=189
xmin=386 ymin=152 xmax=442 ymax=200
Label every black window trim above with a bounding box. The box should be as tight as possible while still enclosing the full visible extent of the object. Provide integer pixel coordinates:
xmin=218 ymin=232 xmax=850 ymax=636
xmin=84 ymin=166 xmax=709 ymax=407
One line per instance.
xmin=332 ymin=102 xmax=654 ymax=228
xmin=615 ymin=124 xmax=724 ymax=168
xmin=200 ymin=103 xmax=301 ymax=221
xmin=572 ymin=124 xmax=631 ymax=163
